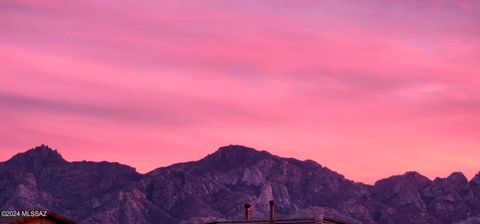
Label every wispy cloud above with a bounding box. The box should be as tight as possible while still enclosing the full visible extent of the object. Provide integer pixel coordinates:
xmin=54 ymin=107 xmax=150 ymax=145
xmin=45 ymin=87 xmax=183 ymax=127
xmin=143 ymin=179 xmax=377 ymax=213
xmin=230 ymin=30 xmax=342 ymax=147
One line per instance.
xmin=1 ymin=0 xmax=479 ymax=183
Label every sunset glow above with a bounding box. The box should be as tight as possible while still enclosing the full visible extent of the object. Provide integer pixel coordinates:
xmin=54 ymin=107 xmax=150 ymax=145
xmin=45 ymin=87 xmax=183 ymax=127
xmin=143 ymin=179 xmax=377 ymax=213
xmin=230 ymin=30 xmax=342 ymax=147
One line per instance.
xmin=1 ymin=0 xmax=479 ymax=183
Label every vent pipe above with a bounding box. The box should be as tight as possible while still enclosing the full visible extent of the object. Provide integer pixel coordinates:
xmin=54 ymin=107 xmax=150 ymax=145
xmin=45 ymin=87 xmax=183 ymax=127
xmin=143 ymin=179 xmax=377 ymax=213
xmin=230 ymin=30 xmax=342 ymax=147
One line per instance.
xmin=269 ymin=200 xmax=275 ymax=222
xmin=244 ymin=203 xmax=251 ymax=221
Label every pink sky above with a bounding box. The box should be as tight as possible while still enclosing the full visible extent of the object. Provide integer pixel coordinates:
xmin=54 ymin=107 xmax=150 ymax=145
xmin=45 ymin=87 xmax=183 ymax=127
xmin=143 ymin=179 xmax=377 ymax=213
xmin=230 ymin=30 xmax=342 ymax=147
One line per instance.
xmin=1 ymin=0 xmax=479 ymax=184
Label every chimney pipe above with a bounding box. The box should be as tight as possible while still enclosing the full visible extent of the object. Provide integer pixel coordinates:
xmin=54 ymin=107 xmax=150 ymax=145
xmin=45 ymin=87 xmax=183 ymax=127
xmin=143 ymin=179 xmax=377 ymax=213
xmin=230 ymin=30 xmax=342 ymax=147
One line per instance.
xmin=269 ymin=200 xmax=275 ymax=222
xmin=244 ymin=203 xmax=251 ymax=221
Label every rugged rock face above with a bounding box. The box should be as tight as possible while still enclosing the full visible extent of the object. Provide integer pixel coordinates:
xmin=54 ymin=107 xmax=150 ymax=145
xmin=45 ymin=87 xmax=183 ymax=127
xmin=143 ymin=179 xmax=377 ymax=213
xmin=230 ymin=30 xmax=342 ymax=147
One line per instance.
xmin=0 ymin=144 xmax=479 ymax=224
xmin=373 ymin=171 xmax=434 ymax=223
xmin=1 ymin=145 xmax=142 ymax=222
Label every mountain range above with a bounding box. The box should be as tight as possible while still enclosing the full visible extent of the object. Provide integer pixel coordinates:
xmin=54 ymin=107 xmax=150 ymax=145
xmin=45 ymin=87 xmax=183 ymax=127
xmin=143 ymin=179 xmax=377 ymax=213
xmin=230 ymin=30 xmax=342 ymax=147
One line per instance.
xmin=1 ymin=145 xmax=480 ymax=224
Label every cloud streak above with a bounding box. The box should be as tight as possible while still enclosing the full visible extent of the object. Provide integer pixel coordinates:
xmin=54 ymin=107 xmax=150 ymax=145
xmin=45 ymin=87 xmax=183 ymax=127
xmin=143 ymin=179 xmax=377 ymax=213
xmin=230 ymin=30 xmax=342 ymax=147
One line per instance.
xmin=1 ymin=0 xmax=479 ymax=183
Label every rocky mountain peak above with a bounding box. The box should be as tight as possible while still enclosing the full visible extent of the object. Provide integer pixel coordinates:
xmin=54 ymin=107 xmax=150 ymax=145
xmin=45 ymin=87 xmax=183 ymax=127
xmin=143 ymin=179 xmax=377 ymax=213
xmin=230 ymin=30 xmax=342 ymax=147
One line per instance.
xmin=431 ymin=172 xmax=469 ymax=191
xmin=201 ymin=145 xmax=273 ymax=170
xmin=374 ymin=171 xmax=431 ymax=189
xmin=215 ymin=145 xmax=268 ymax=157
xmin=446 ymin=172 xmax=468 ymax=184
xmin=29 ymin=144 xmax=63 ymax=159
xmin=404 ymin=171 xmax=426 ymax=178
xmin=471 ymin=172 xmax=480 ymax=199
xmin=471 ymin=172 xmax=480 ymax=185
xmin=404 ymin=171 xmax=431 ymax=184
xmin=2 ymin=144 xmax=66 ymax=172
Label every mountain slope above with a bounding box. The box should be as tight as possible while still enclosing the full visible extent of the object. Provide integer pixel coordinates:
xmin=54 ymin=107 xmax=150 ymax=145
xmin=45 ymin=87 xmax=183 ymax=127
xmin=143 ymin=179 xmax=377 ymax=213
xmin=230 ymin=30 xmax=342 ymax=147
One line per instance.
xmin=1 ymin=145 xmax=145 ymax=222
xmin=1 ymin=144 xmax=479 ymax=224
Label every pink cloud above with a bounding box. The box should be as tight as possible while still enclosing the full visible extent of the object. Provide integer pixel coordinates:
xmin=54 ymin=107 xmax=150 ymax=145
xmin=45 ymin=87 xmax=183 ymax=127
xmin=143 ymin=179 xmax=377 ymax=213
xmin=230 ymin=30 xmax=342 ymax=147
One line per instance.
xmin=0 ymin=0 xmax=479 ymax=183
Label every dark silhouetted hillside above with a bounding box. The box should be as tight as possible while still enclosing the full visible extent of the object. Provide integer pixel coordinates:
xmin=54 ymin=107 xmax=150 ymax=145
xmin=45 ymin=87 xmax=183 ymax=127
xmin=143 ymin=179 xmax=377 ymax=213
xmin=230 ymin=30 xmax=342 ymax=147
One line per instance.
xmin=1 ymin=145 xmax=479 ymax=224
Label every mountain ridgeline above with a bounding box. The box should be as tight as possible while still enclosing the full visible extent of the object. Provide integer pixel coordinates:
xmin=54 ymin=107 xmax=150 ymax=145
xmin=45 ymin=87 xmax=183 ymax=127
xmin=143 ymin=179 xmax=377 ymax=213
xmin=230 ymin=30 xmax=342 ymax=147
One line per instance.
xmin=1 ymin=145 xmax=480 ymax=224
